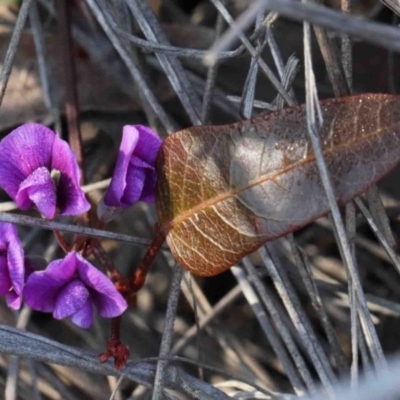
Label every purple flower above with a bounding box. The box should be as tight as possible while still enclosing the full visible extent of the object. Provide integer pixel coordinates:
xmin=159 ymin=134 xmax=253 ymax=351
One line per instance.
xmin=98 ymin=125 xmax=161 ymax=222
xmin=0 ymin=223 xmax=24 ymax=309
xmin=0 ymin=123 xmax=90 ymax=219
xmin=24 ymin=252 xmax=127 ymax=329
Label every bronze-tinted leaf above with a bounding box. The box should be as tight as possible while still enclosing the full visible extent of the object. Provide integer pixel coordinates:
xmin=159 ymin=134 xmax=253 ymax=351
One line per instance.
xmin=155 ymin=94 xmax=400 ymax=276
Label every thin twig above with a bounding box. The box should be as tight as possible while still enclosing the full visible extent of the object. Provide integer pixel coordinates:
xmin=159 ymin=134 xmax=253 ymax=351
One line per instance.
xmin=0 ymin=212 xmax=164 ymax=248
xmin=85 ymin=0 xmax=177 ymax=132
xmin=207 ymin=0 xmax=294 ymax=107
xmin=261 ymin=245 xmax=337 ymax=396
xmin=126 ymin=0 xmax=202 ymax=125
xmin=232 ymin=264 xmax=306 ymax=396
xmin=0 ymin=0 xmax=33 ymax=109
xmin=204 ymin=0 xmax=268 ymax=66
xmin=240 ymin=10 xmax=267 ymax=119
xmin=55 ymin=0 xmax=84 ymax=180
xmin=302 ymin=12 xmax=386 ymax=369
xmin=152 ymin=265 xmax=183 ymax=400
xmin=243 ymin=258 xmax=317 ymax=394
xmin=201 ymin=2 xmax=226 ymax=123
xmin=287 ymin=236 xmax=348 ymax=373
xmin=256 ymin=0 xmax=400 ymax=53
xmin=30 ymin=0 xmax=52 ymax=109
xmin=5 ymin=306 xmax=33 ymax=400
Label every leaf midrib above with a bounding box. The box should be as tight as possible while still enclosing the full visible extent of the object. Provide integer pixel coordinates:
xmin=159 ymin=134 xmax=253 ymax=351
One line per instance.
xmin=169 ymin=125 xmax=388 ymax=228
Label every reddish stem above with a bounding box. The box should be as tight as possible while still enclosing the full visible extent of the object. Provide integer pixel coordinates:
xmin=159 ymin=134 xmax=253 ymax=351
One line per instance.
xmin=131 ymin=223 xmax=166 ymax=293
xmin=99 ymin=316 xmax=129 ymax=369
xmin=90 ymin=241 xmax=120 ymax=278
xmin=54 ymin=230 xmax=70 ymax=253
xmin=55 ymin=0 xmax=84 ymax=182
xmin=99 ymin=225 xmax=167 ymax=369
xmin=110 ymin=315 xmax=121 ymax=340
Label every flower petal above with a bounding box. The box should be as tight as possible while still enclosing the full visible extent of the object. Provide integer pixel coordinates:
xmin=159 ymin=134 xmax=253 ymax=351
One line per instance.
xmin=51 ymin=136 xmax=91 ymax=216
xmin=7 ymin=237 xmax=25 ymax=297
xmin=24 ymin=253 xmax=78 ymax=312
xmin=0 ymin=123 xmax=54 ymax=199
xmin=120 ymin=162 xmax=146 ymax=206
xmin=0 ymin=223 xmax=24 ymax=310
xmin=90 ymin=288 xmax=127 ymax=318
xmin=129 ymin=125 xmax=162 ymax=164
xmin=75 ymin=253 xmax=127 ymax=317
xmin=104 ymin=128 xmax=138 ymax=208
xmin=70 ymin=301 xmax=93 ymax=329
xmin=122 ymin=156 xmax=157 ymax=203
xmin=45 ymin=252 xmax=78 ymax=281
xmin=24 ymin=269 xmax=61 ymax=312
xmin=0 ymin=256 xmax=11 ymax=295
xmin=16 ymin=167 xmax=57 ymax=218
xmin=139 ymin=169 xmax=158 ymax=202
xmin=6 ymin=291 xmax=21 ymax=310
xmin=53 ymin=280 xmax=90 ymax=319
xmin=0 ymin=222 xmax=19 ymax=249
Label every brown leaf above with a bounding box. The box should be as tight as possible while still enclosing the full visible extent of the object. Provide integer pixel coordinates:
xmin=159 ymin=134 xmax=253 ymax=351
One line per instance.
xmin=156 ymin=94 xmax=400 ymax=276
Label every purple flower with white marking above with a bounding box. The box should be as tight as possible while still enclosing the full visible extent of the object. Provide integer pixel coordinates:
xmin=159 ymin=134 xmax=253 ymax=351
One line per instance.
xmin=98 ymin=125 xmax=162 ymax=222
xmin=24 ymin=252 xmax=127 ymax=329
xmin=0 ymin=223 xmax=24 ymax=309
xmin=0 ymin=123 xmax=90 ymax=219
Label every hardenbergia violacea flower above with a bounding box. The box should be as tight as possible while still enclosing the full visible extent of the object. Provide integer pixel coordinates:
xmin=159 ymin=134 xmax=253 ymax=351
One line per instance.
xmin=98 ymin=125 xmax=162 ymax=223
xmin=24 ymin=251 xmax=127 ymax=329
xmin=0 ymin=123 xmax=90 ymax=219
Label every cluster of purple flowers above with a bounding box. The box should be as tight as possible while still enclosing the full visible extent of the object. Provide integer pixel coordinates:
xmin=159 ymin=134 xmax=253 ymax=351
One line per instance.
xmin=0 ymin=123 xmax=162 ymax=328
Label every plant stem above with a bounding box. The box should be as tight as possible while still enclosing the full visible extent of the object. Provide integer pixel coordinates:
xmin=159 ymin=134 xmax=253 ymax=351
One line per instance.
xmin=131 ymin=224 xmax=166 ymax=292
xmin=55 ymin=0 xmax=84 ymax=181
xmin=54 ymin=230 xmax=70 ymax=253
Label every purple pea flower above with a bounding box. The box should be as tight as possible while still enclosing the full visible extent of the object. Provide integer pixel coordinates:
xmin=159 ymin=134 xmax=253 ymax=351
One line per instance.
xmin=98 ymin=125 xmax=162 ymax=222
xmin=24 ymin=251 xmax=127 ymax=329
xmin=0 ymin=123 xmax=90 ymax=219
xmin=0 ymin=223 xmax=24 ymax=310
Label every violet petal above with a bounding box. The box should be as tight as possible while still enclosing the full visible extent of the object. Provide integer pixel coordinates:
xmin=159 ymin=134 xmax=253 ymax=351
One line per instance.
xmin=139 ymin=169 xmax=158 ymax=202
xmin=90 ymin=289 xmax=127 ymax=318
xmin=0 ymin=256 xmax=11 ymax=295
xmin=70 ymin=302 xmax=93 ymax=329
xmin=75 ymin=253 xmax=127 ymax=317
xmin=43 ymin=251 xmax=78 ymax=281
xmin=7 ymin=237 xmax=25 ymax=297
xmin=0 ymin=123 xmax=54 ymax=199
xmin=104 ymin=128 xmax=138 ymax=207
xmin=24 ymin=254 xmax=77 ymax=312
xmin=16 ymin=167 xmax=57 ymax=218
xmin=51 ymin=135 xmax=90 ymax=216
xmin=6 ymin=291 xmax=21 ymax=310
xmin=0 ymin=223 xmax=19 ymax=248
xmin=53 ymin=280 xmax=90 ymax=319
xmin=130 ymin=125 xmax=162 ymax=164
xmin=125 ymin=156 xmax=157 ymax=202
xmin=120 ymin=162 xmax=146 ymax=206
xmin=24 ymin=268 xmax=61 ymax=312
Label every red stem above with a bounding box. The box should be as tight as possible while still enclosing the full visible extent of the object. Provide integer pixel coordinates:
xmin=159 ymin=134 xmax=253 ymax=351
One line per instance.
xmin=55 ymin=0 xmax=84 ymax=183
xmin=131 ymin=224 xmax=166 ymax=293
xmin=54 ymin=230 xmax=70 ymax=253
xmin=110 ymin=315 xmax=121 ymax=341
